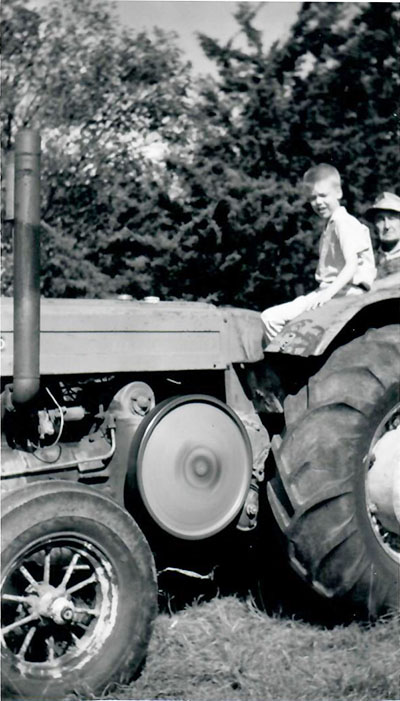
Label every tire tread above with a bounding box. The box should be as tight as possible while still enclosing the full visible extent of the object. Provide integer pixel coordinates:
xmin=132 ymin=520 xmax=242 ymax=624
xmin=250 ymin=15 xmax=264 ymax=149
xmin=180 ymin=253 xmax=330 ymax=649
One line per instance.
xmin=269 ymin=325 xmax=400 ymax=614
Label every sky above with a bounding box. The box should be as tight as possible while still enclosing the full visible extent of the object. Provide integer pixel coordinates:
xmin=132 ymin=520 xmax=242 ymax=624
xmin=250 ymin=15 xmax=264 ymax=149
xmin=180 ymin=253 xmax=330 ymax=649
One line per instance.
xmin=29 ymin=1 xmax=301 ymax=76
xmin=113 ymin=1 xmax=301 ymax=75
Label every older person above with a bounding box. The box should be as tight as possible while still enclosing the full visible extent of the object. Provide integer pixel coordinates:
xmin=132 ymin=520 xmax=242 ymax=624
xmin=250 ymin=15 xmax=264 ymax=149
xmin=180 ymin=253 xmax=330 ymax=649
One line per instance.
xmin=366 ymin=192 xmax=400 ymax=278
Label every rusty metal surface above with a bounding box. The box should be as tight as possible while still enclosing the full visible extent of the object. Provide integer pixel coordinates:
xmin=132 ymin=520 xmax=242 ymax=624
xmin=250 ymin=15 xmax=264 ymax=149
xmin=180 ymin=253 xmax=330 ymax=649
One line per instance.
xmin=1 ymin=299 xmax=265 ymax=375
xmin=266 ymin=272 xmax=400 ymax=357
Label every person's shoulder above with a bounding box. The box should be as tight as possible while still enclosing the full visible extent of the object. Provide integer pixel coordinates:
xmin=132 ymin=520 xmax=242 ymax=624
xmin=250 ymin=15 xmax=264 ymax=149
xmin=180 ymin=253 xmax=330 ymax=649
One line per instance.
xmin=333 ymin=206 xmax=363 ymax=225
xmin=332 ymin=206 xmax=368 ymax=234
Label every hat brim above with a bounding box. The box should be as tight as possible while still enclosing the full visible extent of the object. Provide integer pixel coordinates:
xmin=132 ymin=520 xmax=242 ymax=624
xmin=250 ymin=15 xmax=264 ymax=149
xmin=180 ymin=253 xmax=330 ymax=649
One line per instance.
xmin=365 ymin=205 xmax=400 ymax=221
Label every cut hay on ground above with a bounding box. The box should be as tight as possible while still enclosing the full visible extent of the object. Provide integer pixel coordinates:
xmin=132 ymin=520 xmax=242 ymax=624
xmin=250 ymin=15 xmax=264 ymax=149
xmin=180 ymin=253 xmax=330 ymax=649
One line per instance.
xmin=86 ymin=595 xmax=399 ymax=701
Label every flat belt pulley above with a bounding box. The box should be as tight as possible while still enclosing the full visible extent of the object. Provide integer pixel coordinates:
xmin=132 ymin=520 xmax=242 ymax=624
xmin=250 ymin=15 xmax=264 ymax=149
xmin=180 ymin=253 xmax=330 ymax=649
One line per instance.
xmin=130 ymin=395 xmax=253 ymax=539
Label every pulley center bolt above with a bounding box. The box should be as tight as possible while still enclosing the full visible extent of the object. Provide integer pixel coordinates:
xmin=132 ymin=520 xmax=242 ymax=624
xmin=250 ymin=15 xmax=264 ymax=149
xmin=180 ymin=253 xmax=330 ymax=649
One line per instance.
xmin=183 ymin=446 xmax=220 ymax=488
xmin=193 ymin=458 xmax=209 ymax=477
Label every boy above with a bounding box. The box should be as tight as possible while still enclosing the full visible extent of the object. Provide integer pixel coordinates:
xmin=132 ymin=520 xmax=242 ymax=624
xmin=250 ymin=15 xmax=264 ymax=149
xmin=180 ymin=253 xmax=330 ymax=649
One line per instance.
xmin=261 ymin=164 xmax=376 ymax=342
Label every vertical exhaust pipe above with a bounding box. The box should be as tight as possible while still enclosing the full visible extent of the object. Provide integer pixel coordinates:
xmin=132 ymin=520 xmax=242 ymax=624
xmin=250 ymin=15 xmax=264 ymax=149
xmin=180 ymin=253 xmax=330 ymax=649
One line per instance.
xmin=13 ymin=129 xmax=41 ymax=406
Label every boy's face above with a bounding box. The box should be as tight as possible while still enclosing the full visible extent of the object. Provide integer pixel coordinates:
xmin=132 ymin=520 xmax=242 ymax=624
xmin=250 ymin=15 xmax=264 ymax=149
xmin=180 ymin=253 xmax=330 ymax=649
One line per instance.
xmin=306 ymin=178 xmax=342 ymax=220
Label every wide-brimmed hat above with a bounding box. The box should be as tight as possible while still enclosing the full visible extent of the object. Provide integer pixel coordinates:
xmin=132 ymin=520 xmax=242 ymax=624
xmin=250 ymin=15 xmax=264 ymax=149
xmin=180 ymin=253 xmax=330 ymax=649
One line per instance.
xmin=366 ymin=191 xmax=400 ymax=219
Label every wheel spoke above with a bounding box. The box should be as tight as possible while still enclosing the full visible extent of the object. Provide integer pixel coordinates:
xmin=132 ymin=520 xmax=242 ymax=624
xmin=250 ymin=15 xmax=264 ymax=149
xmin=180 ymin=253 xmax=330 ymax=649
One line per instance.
xmin=71 ymin=632 xmax=85 ymax=649
xmin=74 ymin=620 xmax=92 ymax=631
xmin=73 ymin=606 xmax=100 ymax=617
xmin=17 ymin=626 xmax=37 ymax=659
xmin=43 ymin=550 xmax=51 ymax=584
xmin=66 ymin=573 xmax=97 ymax=595
xmin=19 ymin=565 xmax=39 ymax=589
xmin=46 ymin=636 xmax=56 ymax=663
xmin=60 ymin=552 xmax=81 ymax=588
xmin=2 ymin=612 xmax=39 ymax=636
xmin=2 ymin=593 xmax=30 ymax=603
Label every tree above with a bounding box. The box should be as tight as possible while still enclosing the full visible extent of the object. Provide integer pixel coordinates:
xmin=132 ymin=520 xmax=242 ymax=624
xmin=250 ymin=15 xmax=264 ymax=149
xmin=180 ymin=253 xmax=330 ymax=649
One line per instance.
xmin=274 ymin=2 xmax=400 ymax=213
xmin=173 ymin=2 xmax=320 ymax=307
xmin=188 ymin=1 xmax=399 ymax=307
xmin=1 ymin=0 xmax=196 ymax=298
xmin=2 ymin=1 xmax=398 ymax=309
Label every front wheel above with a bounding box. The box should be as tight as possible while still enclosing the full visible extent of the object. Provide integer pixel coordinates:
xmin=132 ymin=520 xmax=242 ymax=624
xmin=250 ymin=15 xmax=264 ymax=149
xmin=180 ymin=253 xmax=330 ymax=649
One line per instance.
xmin=268 ymin=325 xmax=400 ymax=616
xmin=1 ymin=481 xmax=158 ymax=700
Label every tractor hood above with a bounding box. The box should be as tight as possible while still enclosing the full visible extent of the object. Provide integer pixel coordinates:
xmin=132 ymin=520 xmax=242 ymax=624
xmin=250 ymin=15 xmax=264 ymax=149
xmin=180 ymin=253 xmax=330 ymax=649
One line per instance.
xmin=1 ymin=298 xmax=265 ymax=376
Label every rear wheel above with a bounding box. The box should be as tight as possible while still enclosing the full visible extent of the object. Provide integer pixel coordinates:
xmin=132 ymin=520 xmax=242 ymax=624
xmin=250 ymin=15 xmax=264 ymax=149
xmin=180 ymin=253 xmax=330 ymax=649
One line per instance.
xmin=268 ymin=325 xmax=400 ymax=615
xmin=1 ymin=481 xmax=157 ymax=700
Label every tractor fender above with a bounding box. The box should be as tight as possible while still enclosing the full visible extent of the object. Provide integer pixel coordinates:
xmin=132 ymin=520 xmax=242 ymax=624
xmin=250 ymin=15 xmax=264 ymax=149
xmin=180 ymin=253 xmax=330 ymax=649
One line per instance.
xmin=265 ymin=272 xmax=400 ymax=358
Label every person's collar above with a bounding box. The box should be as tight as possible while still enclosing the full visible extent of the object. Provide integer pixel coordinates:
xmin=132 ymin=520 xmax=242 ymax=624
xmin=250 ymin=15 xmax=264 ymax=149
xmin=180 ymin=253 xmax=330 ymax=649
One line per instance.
xmin=380 ymin=239 xmax=400 ymax=260
xmin=327 ymin=205 xmax=346 ymax=226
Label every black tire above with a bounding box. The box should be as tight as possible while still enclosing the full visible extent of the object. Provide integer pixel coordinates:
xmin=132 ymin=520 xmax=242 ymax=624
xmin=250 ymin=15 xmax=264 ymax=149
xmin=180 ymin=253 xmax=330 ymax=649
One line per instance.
xmin=267 ymin=325 xmax=400 ymax=616
xmin=1 ymin=480 xmax=158 ymax=701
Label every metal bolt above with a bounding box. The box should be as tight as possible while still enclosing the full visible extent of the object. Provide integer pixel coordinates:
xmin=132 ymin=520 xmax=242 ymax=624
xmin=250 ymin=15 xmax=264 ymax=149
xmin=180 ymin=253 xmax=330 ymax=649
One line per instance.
xmin=61 ymin=607 xmax=73 ymax=621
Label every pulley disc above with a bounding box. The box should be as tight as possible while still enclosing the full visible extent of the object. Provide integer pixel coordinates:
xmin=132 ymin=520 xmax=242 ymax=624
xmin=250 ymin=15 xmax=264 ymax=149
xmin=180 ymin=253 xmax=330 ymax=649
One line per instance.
xmin=135 ymin=395 xmax=252 ymax=539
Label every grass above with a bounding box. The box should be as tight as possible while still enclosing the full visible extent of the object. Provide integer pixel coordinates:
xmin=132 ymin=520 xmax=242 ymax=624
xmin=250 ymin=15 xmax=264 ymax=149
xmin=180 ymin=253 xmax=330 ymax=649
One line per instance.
xmin=71 ymin=594 xmax=400 ymax=701
xmin=64 ymin=522 xmax=400 ymax=701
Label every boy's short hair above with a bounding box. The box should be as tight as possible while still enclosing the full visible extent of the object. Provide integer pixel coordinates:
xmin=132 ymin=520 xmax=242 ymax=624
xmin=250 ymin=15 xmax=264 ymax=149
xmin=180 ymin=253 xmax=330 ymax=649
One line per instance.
xmin=303 ymin=164 xmax=342 ymax=188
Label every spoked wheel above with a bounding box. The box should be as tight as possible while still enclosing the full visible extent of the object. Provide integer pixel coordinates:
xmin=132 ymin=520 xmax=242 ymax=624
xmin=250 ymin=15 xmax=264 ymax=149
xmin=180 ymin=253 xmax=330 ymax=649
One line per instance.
xmin=126 ymin=395 xmax=252 ymax=540
xmin=1 ymin=481 xmax=157 ymax=701
xmin=2 ymin=537 xmax=118 ymax=664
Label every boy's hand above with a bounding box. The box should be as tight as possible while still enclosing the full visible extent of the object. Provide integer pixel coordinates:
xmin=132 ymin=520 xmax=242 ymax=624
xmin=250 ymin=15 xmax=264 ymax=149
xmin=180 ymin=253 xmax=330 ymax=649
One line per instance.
xmin=304 ymin=287 xmax=334 ymax=310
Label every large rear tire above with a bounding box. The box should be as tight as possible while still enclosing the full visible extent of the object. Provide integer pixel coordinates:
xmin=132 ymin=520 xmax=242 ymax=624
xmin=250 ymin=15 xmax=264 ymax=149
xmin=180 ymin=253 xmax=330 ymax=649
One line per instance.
xmin=1 ymin=481 xmax=158 ymax=700
xmin=267 ymin=325 xmax=400 ymax=616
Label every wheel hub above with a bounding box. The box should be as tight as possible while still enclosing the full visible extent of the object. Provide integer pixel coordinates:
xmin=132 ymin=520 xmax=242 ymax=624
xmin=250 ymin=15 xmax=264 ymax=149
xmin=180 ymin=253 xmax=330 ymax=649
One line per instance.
xmin=367 ymin=405 xmax=400 ymax=558
xmin=24 ymin=583 xmax=74 ymax=624
xmin=368 ymin=418 xmax=400 ymax=534
xmin=182 ymin=446 xmax=220 ymax=488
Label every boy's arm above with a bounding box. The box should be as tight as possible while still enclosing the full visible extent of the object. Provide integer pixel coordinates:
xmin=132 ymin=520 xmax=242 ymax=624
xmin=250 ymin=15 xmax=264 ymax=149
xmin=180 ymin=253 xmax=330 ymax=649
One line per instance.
xmin=305 ymin=235 xmax=359 ymax=310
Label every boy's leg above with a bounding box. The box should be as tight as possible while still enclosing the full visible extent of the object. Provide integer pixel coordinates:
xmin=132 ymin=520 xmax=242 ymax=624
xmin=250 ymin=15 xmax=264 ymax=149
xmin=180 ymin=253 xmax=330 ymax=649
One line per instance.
xmin=344 ymin=286 xmax=365 ymax=296
xmin=261 ymin=291 xmax=319 ymax=342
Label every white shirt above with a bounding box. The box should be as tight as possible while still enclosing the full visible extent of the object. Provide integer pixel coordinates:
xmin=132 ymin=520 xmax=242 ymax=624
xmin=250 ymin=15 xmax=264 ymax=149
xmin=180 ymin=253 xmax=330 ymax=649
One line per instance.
xmin=315 ymin=206 xmax=376 ymax=290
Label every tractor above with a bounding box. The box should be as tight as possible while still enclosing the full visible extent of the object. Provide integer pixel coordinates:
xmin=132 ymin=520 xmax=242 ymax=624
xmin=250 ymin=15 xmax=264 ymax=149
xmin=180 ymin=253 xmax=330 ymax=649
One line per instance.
xmin=1 ymin=130 xmax=399 ymax=700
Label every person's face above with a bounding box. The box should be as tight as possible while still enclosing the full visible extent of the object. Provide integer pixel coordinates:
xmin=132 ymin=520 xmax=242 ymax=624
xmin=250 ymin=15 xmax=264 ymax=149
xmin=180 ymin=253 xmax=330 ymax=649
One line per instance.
xmin=306 ymin=178 xmax=342 ymax=220
xmin=374 ymin=210 xmax=400 ymax=250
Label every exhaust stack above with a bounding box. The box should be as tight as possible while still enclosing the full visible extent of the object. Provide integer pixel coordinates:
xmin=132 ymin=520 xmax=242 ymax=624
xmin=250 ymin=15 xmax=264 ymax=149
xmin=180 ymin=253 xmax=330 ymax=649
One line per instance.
xmin=13 ymin=129 xmax=41 ymax=406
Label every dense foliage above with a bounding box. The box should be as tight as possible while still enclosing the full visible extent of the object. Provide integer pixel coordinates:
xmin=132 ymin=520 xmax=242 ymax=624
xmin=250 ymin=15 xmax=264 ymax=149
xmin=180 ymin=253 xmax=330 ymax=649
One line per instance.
xmin=1 ymin=0 xmax=399 ymax=307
